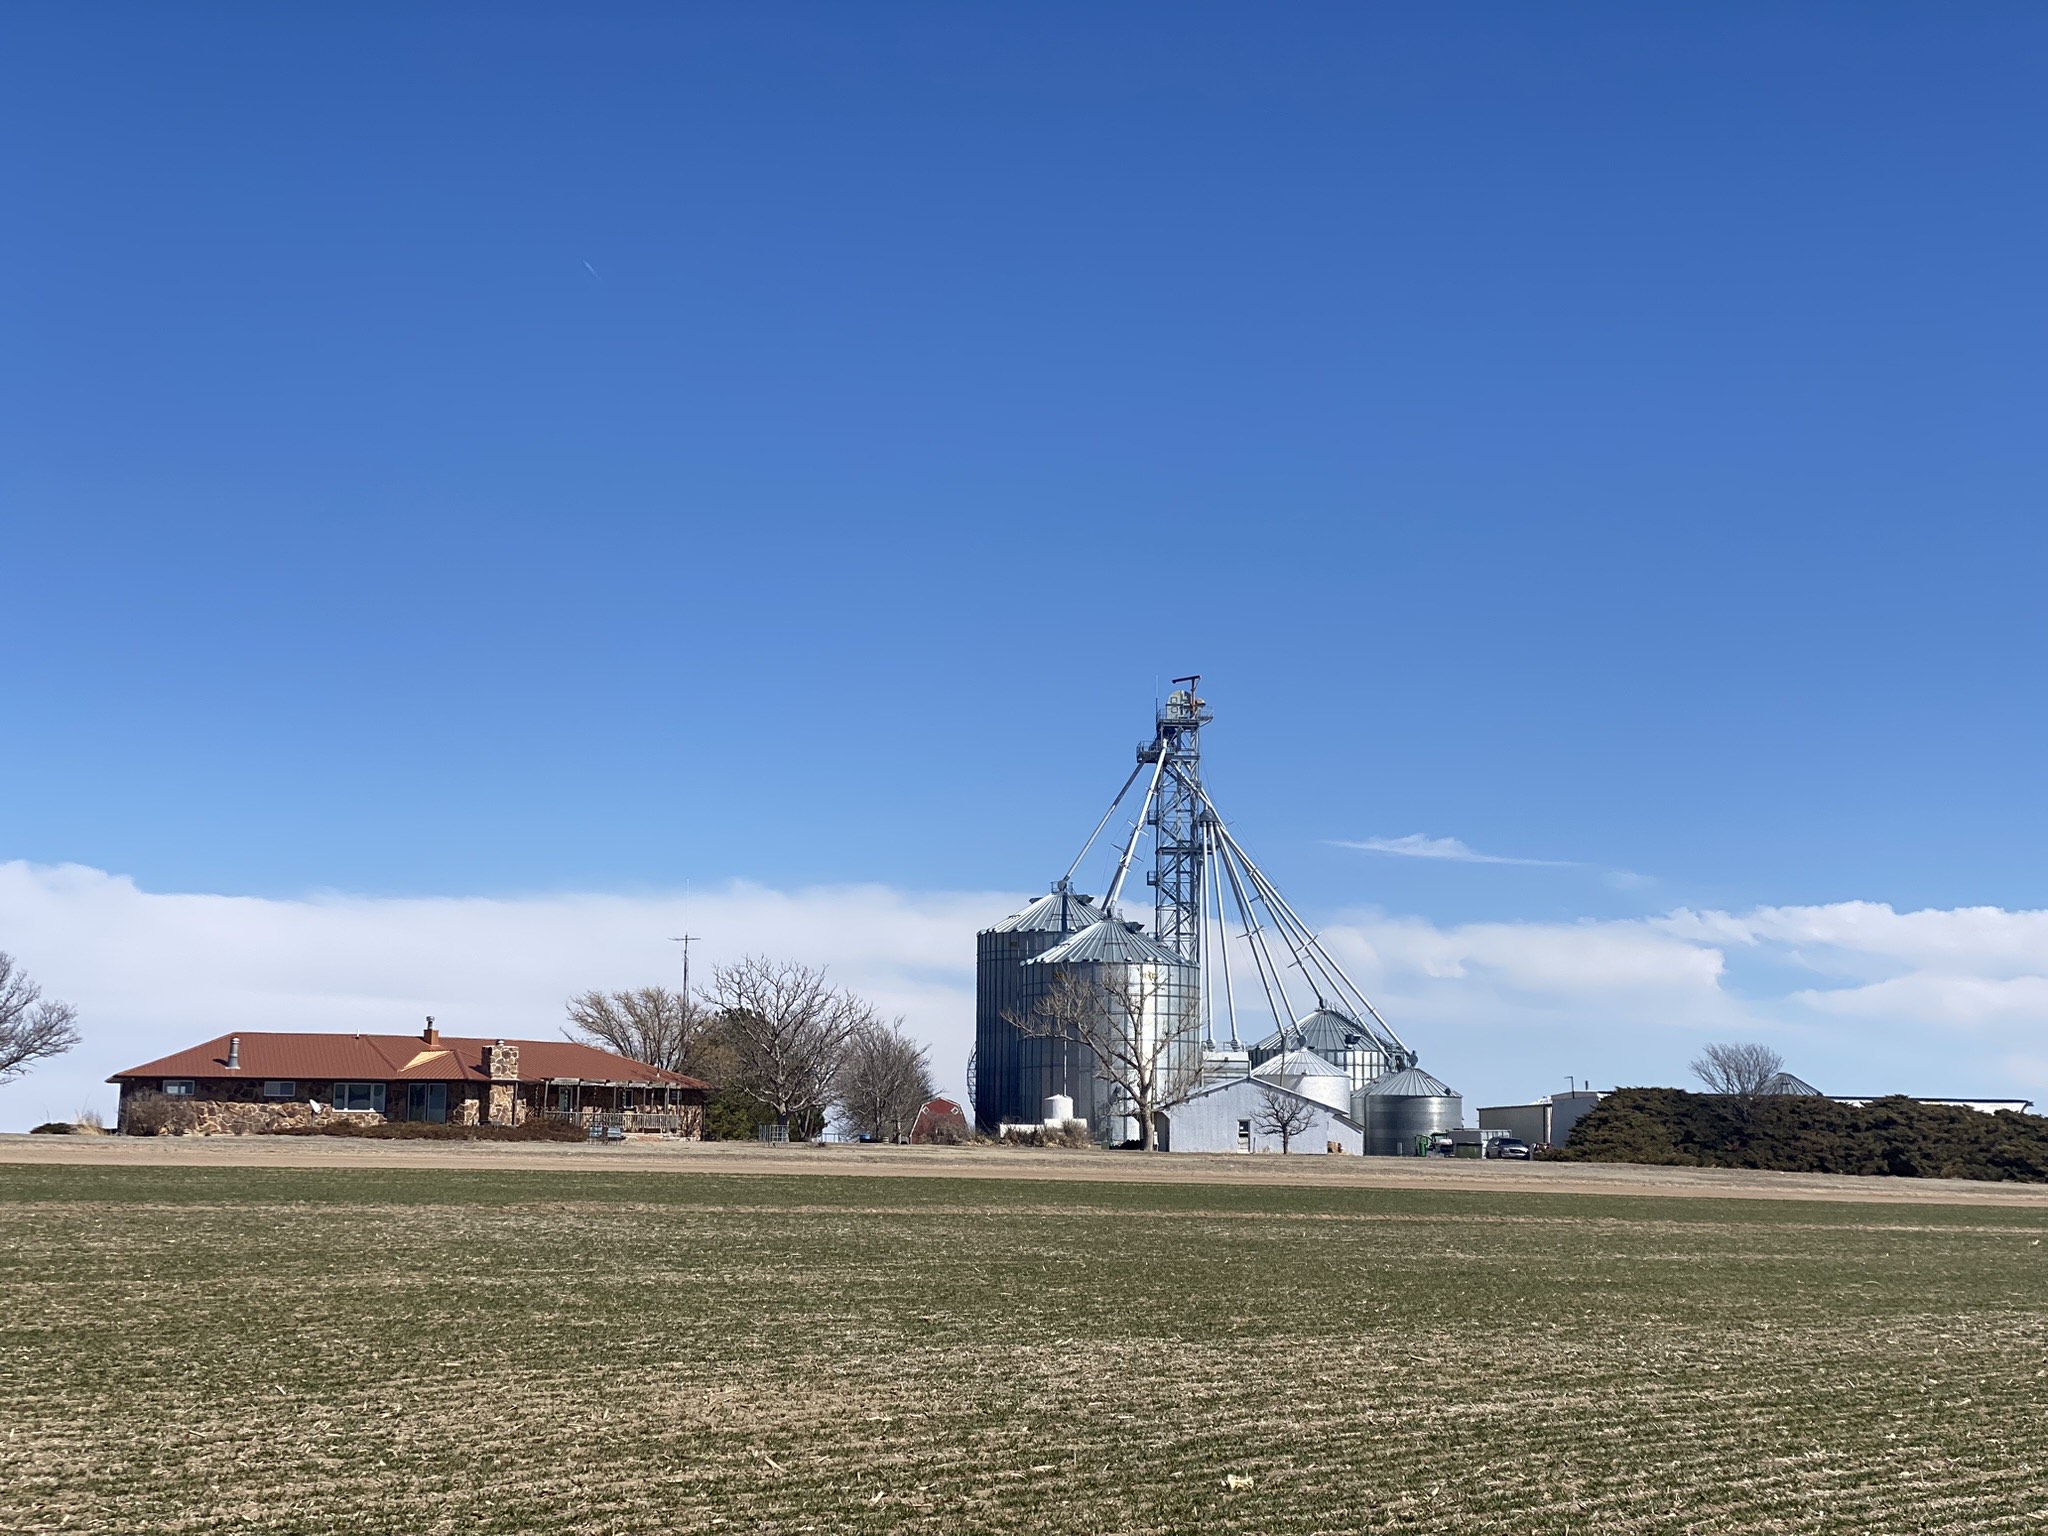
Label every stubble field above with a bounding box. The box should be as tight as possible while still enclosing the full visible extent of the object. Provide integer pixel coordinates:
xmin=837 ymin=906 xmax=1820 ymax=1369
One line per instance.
xmin=1 ymin=1162 xmax=2044 ymax=1535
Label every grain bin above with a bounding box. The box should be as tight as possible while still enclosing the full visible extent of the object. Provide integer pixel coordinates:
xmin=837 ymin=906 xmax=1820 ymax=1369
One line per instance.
xmin=1249 ymin=1007 xmax=1394 ymax=1092
xmin=973 ymin=887 xmax=1103 ymax=1133
xmin=1352 ymin=1066 xmax=1463 ymax=1156
xmin=1249 ymin=1047 xmax=1353 ymax=1111
xmin=1027 ymin=916 xmax=1198 ymax=1144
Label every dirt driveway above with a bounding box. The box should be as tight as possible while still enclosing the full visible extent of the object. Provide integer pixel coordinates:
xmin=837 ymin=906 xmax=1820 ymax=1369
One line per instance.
xmin=6 ymin=1131 xmax=2046 ymax=1208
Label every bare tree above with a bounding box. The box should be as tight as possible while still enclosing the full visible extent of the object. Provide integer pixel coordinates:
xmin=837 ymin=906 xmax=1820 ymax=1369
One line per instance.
xmin=1690 ymin=1041 xmax=1791 ymax=1131
xmin=565 ymin=986 xmax=715 ymax=1076
xmin=1007 ymin=966 xmax=1205 ymax=1151
xmin=836 ymin=1017 xmax=934 ymax=1143
xmin=1252 ymin=1084 xmax=1319 ymax=1154
xmin=1690 ymin=1042 xmax=1787 ymax=1099
xmin=0 ymin=953 xmax=80 ymax=1086
xmin=710 ymin=956 xmax=872 ymax=1134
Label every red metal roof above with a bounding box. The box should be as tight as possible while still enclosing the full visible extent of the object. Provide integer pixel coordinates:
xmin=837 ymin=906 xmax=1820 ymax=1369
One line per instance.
xmin=110 ymin=1031 xmax=708 ymax=1090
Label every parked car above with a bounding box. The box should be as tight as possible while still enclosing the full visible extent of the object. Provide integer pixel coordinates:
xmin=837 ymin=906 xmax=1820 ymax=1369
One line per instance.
xmin=1487 ymin=1137 xmax=1532 ymax=1160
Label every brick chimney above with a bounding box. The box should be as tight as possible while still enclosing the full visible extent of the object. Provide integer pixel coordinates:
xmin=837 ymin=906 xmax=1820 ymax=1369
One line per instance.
xmin=422 ymin=1016 xmax=440 ymax=1046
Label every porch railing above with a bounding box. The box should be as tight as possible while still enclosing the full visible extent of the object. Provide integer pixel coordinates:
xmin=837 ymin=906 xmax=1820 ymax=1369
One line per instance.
xmin=536 ymin=1108 xmax=691 ymax=1137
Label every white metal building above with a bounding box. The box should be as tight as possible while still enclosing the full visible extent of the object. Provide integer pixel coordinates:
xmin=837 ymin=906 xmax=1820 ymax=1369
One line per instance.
xmin=1477 ymin=1090 xmax=1605 ymax=1148
xmin=1157 ymin=1074 xmax=1365 ymax=1155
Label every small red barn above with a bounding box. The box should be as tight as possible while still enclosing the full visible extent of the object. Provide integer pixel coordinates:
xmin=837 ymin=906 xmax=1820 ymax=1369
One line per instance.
xmin=909 ymin=1096 xmax=971 ymax=1144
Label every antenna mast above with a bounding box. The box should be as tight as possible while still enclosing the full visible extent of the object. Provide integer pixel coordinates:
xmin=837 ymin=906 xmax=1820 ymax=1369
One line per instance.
xmin=668 ymin=934 xmax=700 ymax=1004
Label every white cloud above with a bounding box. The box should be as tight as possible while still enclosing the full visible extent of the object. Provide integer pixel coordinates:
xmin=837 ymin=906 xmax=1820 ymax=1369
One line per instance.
xmin=1792 ymin=973 xmax=2048 ymax=1027
xmin=0 ymin=862 xmax=1015 ymax=1132
xmin=1247 ymin=901 xmax=2045 ymax=1108
xmin=1317 ymin=913 xmax=1726 ymax=994
xmin=1661 ymin=902 xmax=2048 ymax=978
xmin=1331 ymin=834 xmax=1575 ymax=867
xmin=1 ymin=862 xmax=2042 ymax=1130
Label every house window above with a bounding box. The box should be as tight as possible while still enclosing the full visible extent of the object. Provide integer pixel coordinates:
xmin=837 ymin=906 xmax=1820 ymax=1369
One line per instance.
xmin=332 ymin=1082 xmax=387 ymax=1113
xmin=555 ymin=1087 xmax=576 ymax=1112
xmin=621 ymin=1088 xmax=637 ymax=1109
xmin=263 ymin=1081 xmax=296 ymax=1099
xmin=163 ymin=1080 xmax=196 ymax=1098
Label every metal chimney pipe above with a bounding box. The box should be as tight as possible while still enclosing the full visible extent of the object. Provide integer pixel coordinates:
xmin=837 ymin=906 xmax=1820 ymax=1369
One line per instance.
xmin=227 ymin=1036 xmax=241 ymax=1070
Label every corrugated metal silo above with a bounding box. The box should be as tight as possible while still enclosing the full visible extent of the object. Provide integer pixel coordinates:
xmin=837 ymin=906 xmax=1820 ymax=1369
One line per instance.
xmin=1352 ymin=1066 xmax=1463 ymax=1155
xmin=972 ymin=887 xmax=1103 ymax=1133
xmin=1249 ymin=1047 xmax=1353 ymax=1111
xmin=1249 ymin=1007 xmax=1394 ymax=1092
xmin=1028 ymin=916 xmax=1198 ymax=1144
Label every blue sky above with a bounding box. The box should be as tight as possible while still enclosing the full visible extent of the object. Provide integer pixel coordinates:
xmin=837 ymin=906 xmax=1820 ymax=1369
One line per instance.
xmin=2 ymin=4 xmax=2043 ymax=1124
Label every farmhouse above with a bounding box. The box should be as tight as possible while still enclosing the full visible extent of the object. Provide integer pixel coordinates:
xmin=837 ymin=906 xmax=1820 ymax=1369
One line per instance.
xmin=110 ymin=1021 xmax=709 ymax=1135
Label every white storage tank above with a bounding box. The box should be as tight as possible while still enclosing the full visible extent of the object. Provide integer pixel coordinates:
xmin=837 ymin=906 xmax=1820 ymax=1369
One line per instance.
xmin=1042 ymin=1094 xmax=1075 ymax=1124
xmin=1250 ymin=1047 xmax=1353 ymax=1112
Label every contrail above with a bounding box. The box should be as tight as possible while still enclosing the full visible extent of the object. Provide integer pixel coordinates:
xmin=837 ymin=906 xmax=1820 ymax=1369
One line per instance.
xmin=582 ymin=260 xmax=602 ymax=282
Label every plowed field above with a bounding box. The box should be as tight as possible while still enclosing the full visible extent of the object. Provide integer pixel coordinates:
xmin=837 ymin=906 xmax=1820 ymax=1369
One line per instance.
xmin=2 ymin=1166 xmax=2043 ymax=1534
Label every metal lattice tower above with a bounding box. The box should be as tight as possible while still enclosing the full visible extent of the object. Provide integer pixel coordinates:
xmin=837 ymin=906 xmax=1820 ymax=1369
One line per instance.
xmin=1143 ymin=677 xmax=1211 ymax=963
xmin=1043 ymin=677 xmax=1416 ymax=1084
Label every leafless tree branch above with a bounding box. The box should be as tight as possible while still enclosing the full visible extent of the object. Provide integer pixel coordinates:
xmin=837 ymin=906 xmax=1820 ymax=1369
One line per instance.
xmin=710 ymin=956 xmax=873 ymax=1131
xmin=835 ymin=1016 xmax=933 ymax=1143
xmin=1690 ymin=1042 xmax=1788 ymax=1099
xmin=1252 ymin=1084 xmax=1319 ymax=1153
xmin=1690 ymin=1041 xmax=1791 ymax=1131
xmin=564 ymin=985 xmax=716 ymax=1076
xmin=0 ymin=953 xmax=81 ymax=1086
xmin=1006 ymin=966 xmax=1205 ymax=1150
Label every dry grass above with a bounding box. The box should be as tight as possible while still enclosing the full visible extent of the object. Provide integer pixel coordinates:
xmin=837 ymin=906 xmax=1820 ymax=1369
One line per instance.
xmin=1 ymin=1166 xmax=2044 ymax=1534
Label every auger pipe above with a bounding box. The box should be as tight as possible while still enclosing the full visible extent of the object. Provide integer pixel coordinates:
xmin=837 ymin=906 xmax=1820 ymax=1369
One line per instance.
xmin=1213 ymin=811 xmax=1403 ymax=1053
xmin=1103 ymin=749 xmax=1169 ymax=911
xmin=1205 ymin=817 xmax=1241 ymax=1048
xmin=1214 ymin=817 xmax=1411 ymax=1061
xmin=1210 ymin=826 xmax=1298 ymax=1038
xmin=1061 ymin=760 xmax=1146 ymax=889
xmin=1179 ymin=768 xmax=1412 ymax=1061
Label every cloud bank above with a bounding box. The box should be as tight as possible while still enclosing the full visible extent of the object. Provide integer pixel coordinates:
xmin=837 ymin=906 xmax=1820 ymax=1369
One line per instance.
xmin=1 ymin=862 xmax=2042 ymax=1130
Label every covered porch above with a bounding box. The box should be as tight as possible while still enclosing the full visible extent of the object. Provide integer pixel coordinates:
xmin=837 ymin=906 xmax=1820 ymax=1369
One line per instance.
xmin=533 ymin=1077 xmax=705 ymax=1137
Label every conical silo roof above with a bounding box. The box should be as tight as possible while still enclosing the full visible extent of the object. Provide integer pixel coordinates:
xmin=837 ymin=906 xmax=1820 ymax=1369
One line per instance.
xmin=1767 ymin=1071 xmax=1822 ymax=1096
xmin=1030 ymin=918 xmax=1188 ymax=968
xmin=1355 ymin=1066 xmax=1458 ymax=1097
xmin=1252 ymin=1007 xmax=1371 ymax=1058
xmin=985 ymin=889 xmax=1105 ymax=936
xmin=1250 ymin=1048 xmax=1351 ymax=1083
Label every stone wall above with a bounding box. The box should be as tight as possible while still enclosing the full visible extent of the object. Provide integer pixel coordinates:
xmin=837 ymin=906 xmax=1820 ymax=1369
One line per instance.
xmin=118 ymin=1079 xmax=389 ymax=1134
xmin=486 ymin=1082 xmax=522 ymax=1126
xmin=483 ymin=1041 xmax=524 ymax=1126
xmin=118 ymin=1093 xmax=357 ymax=1136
